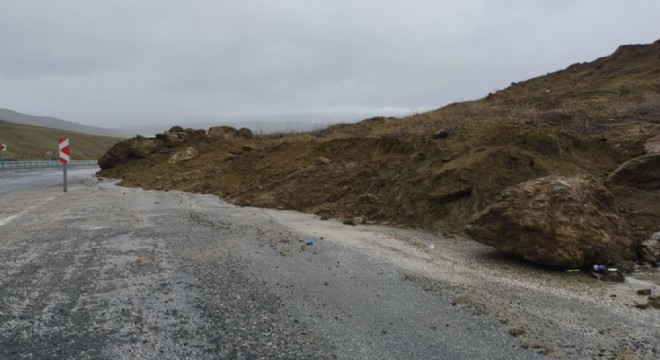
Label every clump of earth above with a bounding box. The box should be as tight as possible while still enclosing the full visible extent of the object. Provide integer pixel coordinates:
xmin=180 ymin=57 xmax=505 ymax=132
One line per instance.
xmin=98 ymin=40 xmax=660 ymax=268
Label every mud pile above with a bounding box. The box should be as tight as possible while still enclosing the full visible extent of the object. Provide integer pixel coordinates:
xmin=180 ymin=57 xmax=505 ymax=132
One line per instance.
xmin=98 ymin=40 xmax=660 ymax=257
xmin=99 ymin=121 xmax=641 ymax=231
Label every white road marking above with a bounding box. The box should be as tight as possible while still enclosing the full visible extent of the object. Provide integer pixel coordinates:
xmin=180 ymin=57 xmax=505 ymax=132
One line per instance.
xmin=0 ymin=197 xmax=55 ymax=227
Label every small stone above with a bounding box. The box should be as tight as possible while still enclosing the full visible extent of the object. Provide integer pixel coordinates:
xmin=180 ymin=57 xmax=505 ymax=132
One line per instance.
xmin=315 ymin=156 xmax=331 ymax=165
xmin=649 ymin=295 xmax=660 ymax=309
xmin=432 ymin=129 xmax=449 ymax=139
xmin=508 ymin=328 xmax=526 ymax=337
xmin=644 ymin=134 xmax=660 ymax=154
xmin=605 ymin=270 xmax=625 ymax=283
xmin=634 ymin=302 xmax=650 ymax=310
xmin=637 ymin=289 xmax=652 ymax=296
xmin=357 ymin=194 xmax=379 ymax=204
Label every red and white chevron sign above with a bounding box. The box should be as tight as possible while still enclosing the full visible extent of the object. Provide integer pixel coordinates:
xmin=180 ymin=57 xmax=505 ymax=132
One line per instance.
xmin=0 ymin=143 xmax=6 ymax=151
xmin=59 ymin=138 xmax=70 ymax=164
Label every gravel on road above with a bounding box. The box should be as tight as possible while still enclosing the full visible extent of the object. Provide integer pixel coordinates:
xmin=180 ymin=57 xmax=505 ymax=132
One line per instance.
xmin=0 ymin=168 xmax=658 ymax=359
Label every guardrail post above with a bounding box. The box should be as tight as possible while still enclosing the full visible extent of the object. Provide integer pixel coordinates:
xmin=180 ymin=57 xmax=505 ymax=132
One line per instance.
xmin=63 ymin=163 xmax=68 ymax=192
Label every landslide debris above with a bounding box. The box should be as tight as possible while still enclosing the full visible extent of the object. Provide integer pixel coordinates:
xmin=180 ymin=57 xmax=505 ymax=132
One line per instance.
xmin=98 ymin=40 xmax=660 ymax=267
xmin=465 ymin=175 xmax=635 ymax=268
xmin=99 ymin=121 xmax=626 ymax=233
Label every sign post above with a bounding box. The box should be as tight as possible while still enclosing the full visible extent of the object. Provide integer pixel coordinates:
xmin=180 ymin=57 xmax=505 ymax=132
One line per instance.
xmin=0 ymin=143 xmax=6 ymax=170
xmin=59 ymin=138 xmax=70 ymax=192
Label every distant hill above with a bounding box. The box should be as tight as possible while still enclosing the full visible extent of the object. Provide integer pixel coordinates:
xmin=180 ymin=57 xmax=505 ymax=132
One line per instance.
xmin=0 ymin=107 xmax=130 ymax=137
xmin=0 ymin=119 xmax=124 ymax=160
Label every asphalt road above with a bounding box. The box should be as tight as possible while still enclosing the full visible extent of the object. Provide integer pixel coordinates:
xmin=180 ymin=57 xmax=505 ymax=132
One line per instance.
xmin=0 ymin=168 xmax=658 ymax=359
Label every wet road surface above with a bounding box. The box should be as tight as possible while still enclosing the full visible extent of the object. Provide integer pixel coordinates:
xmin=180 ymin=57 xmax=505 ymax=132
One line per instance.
xmin=0 ymin=168 xmax=658 ymax=359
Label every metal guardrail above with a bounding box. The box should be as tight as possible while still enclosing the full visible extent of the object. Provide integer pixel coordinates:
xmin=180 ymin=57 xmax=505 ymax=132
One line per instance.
xmin=0 ymin=159 xmax=98 ymax=170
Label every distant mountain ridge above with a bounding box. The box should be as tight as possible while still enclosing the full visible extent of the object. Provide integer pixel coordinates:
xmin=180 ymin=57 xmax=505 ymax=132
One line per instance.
xmin=0 ymin=107 xmax=129 ymax=137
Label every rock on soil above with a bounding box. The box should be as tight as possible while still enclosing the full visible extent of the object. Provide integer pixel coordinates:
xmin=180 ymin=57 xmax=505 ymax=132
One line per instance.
xmin=645 ymin=134 xmax=660 ymax=154
xmin=465 ymin=175 xmax=636 ymax=268
xmin=640 ymin=231 xmax=660 ymax=264
xmin=208 ymin=126 xmax=253 ymax=139
xmin=98 ymin=137 xmax=164 ymax=170
xmin=605 ymin=154 xmax=660 ymax=191
xmin=168 ymin=147 xmax=199 ymax=164
xmin=432 ymin=129 xmax=449 ymax=139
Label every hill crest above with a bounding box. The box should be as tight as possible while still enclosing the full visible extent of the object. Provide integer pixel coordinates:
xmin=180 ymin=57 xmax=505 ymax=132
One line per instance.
xmin=0 ymin=107 xmax=130 ymax=137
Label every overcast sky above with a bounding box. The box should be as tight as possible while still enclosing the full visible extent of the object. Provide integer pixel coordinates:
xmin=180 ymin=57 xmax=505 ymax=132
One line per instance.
xmin=1 ymin=0 xmax=659 ymax=127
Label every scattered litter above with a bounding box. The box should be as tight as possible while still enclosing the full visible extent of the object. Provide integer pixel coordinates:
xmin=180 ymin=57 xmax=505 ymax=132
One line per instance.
xmin=427 ymin=244 xmax=436 ymax=251
xmin=566 ymin=269 xmax=580 ymax=273
xmin=593 ymin=265 xmax=606 ymax=272
xmin=305 ymin=240 xmax=314 ymax=246
xmin=591 ymin=264 xmax=625 ymax=282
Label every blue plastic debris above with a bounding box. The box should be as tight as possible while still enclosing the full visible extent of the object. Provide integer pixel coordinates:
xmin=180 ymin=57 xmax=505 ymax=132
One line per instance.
xmin=305 ymin=240 xmax=314 ymax=246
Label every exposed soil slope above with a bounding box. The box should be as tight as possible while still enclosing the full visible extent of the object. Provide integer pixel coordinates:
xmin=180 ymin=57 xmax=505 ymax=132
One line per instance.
xmin=98 ymin=41 xmax=660 ymax=242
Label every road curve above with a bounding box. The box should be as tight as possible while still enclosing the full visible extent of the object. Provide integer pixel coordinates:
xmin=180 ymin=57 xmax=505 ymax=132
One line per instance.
xmin=0 ymin=168 xmax=658 ymax=359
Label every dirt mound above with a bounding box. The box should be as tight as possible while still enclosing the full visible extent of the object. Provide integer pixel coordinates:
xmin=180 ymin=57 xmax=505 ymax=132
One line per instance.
xmin=98 ymin=40 xmax=660 ymax=250
xmin=99 ymin=121 xmax=629 ymax=231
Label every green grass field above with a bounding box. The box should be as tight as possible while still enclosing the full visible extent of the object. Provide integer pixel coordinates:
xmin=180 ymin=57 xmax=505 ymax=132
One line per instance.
xmin=0 ymin=119 xmax=125 ymax=160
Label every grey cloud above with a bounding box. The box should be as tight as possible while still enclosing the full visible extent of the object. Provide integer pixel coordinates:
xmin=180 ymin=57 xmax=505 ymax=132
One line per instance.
xmin=1 ymin=0 xmax=659 ymax=126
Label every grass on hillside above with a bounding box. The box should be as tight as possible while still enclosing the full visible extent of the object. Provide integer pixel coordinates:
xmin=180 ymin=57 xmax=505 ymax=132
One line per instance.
xmin=0 ymin=119 xmax=125 ymax=160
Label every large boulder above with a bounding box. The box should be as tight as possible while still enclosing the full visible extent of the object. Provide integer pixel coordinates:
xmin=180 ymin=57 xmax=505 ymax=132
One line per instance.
xmin=237 ymin=127 xmax=254 ymax=139
xmin=208 ymin=126 xmax=238 ymax=139
xmin=167 ymin=147 xmax=199 ymax=164
xmin=161 ymin=131 xmax=186 ymax=148
xmin=128 ymin=138 xmax=162 ymax=158
xmin=605 ymin=154 xmax=660 ymax=190
xmin=98 ymin=137 xmax=163 ymax=170
xmin=208 ymin=126 xmax=253 ymax=140
xmin=465 ymin=175 xmax=635 ymax=268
